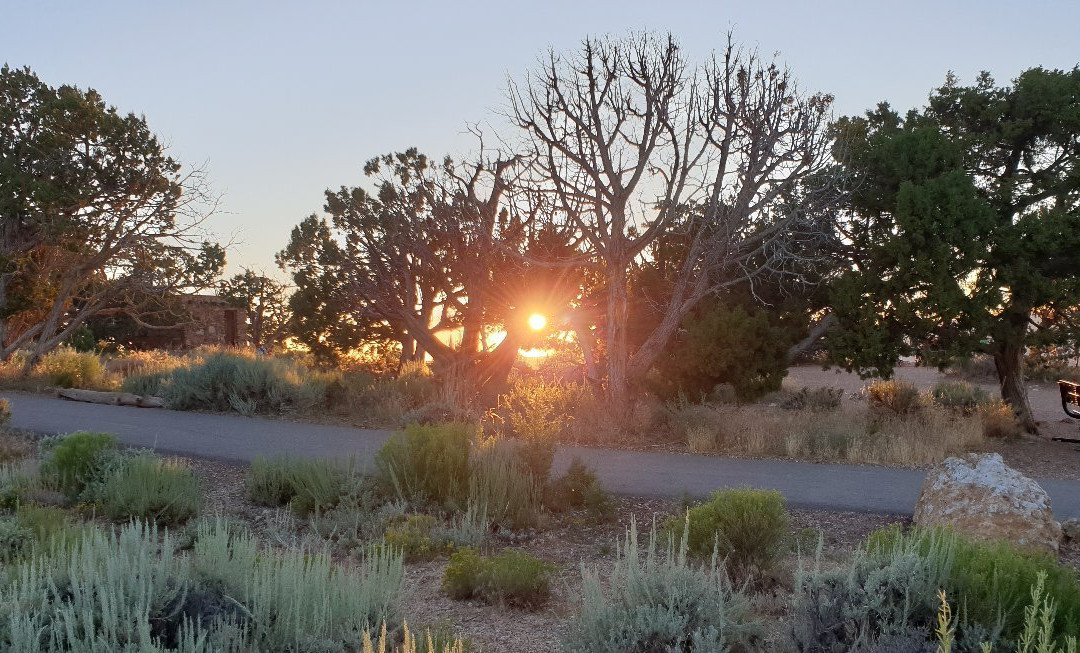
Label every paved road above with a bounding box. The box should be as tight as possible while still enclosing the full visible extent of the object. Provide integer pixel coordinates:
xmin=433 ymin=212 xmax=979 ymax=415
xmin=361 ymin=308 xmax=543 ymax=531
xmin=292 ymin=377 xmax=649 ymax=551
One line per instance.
xmin=5 ymin=392 xmax=1080 ymax=518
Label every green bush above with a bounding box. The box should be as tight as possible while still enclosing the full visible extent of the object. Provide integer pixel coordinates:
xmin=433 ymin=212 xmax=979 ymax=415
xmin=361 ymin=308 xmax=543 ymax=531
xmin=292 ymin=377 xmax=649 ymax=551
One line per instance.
xmin=0 ymin=460 xmax=38 ymax=510
xmin=866 ymin=379 xmax=922 ymax=415
xmin=871 ymin=526 xmax=1080 ymax=646
xmin=931 ymin=380 xmax=989 ymax=414
xmin=376 ymin=422 xmax=472 ymax=509
xmin=649 ymin=298 xmax=794 ymax=401
xmin=15 ymin=503 xmax=85 ymax=550
xmin=468 ymin=438 xmax=541 ymax=530
xmin=384 ymin=514 xmax=440 ymax=561
xmin=246 ymin=455 xmax=349 ymax=516
xmin=442 ymin=548 xmax=555 ymax=609
xmin=443 ymin=547 xmax=485 ymax=600
xmin=0 ymin=516 xmax=33 ymax=562
xmin=38 ymin=431 xmax=118 ymax=499
xmin=148 ymin=351 xmax=331 ymax=415
xmin=791 ymin=526 xmax=955 ymax=652
xmin=98 ymin=454 xmax=202 ymax=526
xmin=665 ymin=487 xmax=789 ymax=580
xmin=564 ymin=517 xmax=760 ymax=652
xmin=797 ymin=526 xmax=1080 ymax=651
xmin=36 ymin=347 xmax=107 ymax=389
xmin=545 ymin=456 xmax=597 ymax=511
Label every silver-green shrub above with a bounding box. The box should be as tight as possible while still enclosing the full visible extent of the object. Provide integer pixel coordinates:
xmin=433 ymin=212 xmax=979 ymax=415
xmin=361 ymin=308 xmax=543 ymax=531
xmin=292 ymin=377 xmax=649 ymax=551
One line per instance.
xmin=98 ymin=454 xmax=202 ymax=526
xmin=564 ymin=517 xmax=761 ymax=652
xmin=790 ymin=528 xmax=958 ymax=652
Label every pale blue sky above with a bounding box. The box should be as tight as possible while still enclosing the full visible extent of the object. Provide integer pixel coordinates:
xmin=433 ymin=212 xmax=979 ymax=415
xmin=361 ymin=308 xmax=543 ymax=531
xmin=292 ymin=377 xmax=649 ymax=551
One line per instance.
xmin=5 ymin=1 xmax=1079 ymax=276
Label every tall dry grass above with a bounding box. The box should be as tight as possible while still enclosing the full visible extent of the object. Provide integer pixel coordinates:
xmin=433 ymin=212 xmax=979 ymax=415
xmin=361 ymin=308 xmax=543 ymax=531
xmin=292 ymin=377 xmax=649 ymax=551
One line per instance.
xmin=668 ymin=402 xmax=986 ymax=466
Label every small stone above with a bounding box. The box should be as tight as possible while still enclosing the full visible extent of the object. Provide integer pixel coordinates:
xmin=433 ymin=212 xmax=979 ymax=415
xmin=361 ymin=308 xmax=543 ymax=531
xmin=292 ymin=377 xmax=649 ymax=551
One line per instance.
xmin=913 ymin=453 xmax=1062 ymax=554
xmin=1062 ymin=518 xmax=1080 ymax=541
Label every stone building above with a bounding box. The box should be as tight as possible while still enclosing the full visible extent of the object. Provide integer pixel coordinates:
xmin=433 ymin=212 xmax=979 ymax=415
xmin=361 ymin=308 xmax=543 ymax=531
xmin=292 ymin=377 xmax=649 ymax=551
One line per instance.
xmin=127 ymin=295 xmax=246 ymax=350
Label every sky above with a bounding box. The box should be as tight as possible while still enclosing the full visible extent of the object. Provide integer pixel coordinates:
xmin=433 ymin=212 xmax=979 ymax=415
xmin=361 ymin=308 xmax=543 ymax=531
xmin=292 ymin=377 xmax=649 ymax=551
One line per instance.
xmin=5 ymin=1 xmax=1080 ymax=279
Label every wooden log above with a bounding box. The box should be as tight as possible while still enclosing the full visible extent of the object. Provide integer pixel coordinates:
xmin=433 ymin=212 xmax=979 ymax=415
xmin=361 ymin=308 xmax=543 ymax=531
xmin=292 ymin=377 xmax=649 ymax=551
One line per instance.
xmin=55 ymin=388 xmax=165 ymax=408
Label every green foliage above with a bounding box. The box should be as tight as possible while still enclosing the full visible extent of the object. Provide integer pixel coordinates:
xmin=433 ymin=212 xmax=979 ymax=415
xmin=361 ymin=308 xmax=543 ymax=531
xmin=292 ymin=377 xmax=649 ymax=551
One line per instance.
xmin=792 ymin=526 xmax=955 ymax=652
xmin=477 ymin=549 xmax=555 ymax=609
xmin=0 ymin=513 xmax=406 ymax=652
xmin=0 ymin=516 xmax=32 ymax=562
xmin=797 ymin=526 xmax=1080 ymax=651
xmin=376 ymin=422 xmax=472 ymax=509
xmin=0 ymin=460 xmax=38 ymax=511
xmin=97 ymin=454 xmax=201 ymax=526
xmin=14 ymin=503 xmax=84 ymax=550
xmin=827 ymin=67 xmax=1080 ymax=425
xmin=384 ymin=514 xmax=440 ymax=561
xmin=650 ymin=298 xmax=795 ymax=401
xmin=36 ymin=347 xmax=107 ymax=389
xmin=468 ymin=438 xmax=541 ymax=530
xmin=218 ymin=268 xmax=291 ymax=349
xmin=443 ymin=547 xmax=485 ymax=600
xmin=564 ymin=517 xmax=760 ymax=652
xmin=146 ymin=351 xmax=331 ymax=415
xmin=867 ymin=379 xmax=922 ymax=415
xmin=545 ymin=457 xmax=599 ymax=511
xmin=931 ymin=381 xmax=989 ymax=414
xmin=246 ymin=455 xmax=349 ymax=516
xmin=665 ymin=487 xmax=789 ymax=580
xmin=442 ymin=547 xmax=555 ymax=609
xmin=38 ymin=431 xmax=118 ymax=499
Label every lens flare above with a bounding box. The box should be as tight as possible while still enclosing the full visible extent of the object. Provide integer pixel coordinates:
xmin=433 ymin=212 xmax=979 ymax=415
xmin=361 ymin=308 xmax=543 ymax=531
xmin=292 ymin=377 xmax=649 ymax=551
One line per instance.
xmin=528 ymin=313 xmax=547 ymax=331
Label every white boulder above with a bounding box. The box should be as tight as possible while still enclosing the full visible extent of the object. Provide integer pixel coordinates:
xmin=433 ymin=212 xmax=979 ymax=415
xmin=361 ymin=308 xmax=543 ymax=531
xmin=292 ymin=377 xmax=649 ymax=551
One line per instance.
xmin=913 ymin=453 xmax=1062 ymax=554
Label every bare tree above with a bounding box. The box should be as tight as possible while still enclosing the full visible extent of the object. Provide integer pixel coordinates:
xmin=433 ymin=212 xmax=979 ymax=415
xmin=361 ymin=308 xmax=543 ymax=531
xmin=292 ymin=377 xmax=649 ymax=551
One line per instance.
xmin=509 ymin=33 xmax=839 ymax=404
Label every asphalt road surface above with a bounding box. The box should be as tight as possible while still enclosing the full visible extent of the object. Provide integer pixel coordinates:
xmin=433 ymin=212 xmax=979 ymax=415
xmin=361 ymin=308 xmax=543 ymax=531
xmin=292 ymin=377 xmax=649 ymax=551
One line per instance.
xmin=5 ymin=391 xmax=1079 ymax=518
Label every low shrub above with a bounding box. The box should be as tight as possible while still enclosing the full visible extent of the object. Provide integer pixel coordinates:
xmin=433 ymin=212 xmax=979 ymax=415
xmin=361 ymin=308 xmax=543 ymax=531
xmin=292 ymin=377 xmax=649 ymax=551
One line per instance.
xmin=0 ymin=516 xmax=406 ymax=652
xmin=497 ymin=376 xmax=584 ymax=482
xmin=442 ymin=547 xmax=486 ymax=600
xmin=665 ymin=487 xmax=789 ymax=580
xmin=800 ymin=526 xmax=1080 ymax=651
xmin=563 ymin=517 xmax=760 ymax=652
xmin=544 ymin=456 xmax=598 ymax=511
xmin=0 ymin=516 xmax=33 ymax=561
xmin=582 ymin=481 xmax=616 ymax=523
xmin=931 ymin=380 xmax=989 ymax=414
xmin=791 ymin=527 xmax=954 ymax=652
xmin=866 ymin=379 xmax=922 ymax=415
xmin=934 ymin=573 xmax=1080 ymax=653
xmin=978 ymin=400 xmax=1023 ymax=439
xmin=15 ymin=503 xmax=85 ymax=549
xmin=148 ymin=351 xmax=331 ymax=415
xmin=97 ymin=454 xmax=202 ymax=526
xmin=0 ymin=459 xmax=38 ymax=510
xmin=36 ymin=347 xmax=108 ymax=389
xmin=246 ymin=455 xmax=349 ymax=516
xmin=0 ymin=398 xmax=10 ymax=428
xmin=377 ymin=422 xmax=472 ymax=509
xmin=384 ymin=514 xmax=440 ymax=561
xmin=360 ymin=623 xmax=468 ymax=653
xmin=468 ymin=438 xmax=541 ymax=530
xmin=442 ymin=547 xmax=555 ymax=609
xmin=780 ymin=386 xmax=844 ymax=411
xmin=38 ymin=431 xmax=118 ymax=499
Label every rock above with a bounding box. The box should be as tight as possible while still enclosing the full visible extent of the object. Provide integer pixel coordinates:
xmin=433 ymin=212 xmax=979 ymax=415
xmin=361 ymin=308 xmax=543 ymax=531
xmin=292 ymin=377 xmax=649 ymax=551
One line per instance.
xmin=913 ymin=453 xmax=1062 ymax=554
xmin=1063 ymin=518 xmax=1080 ymax=542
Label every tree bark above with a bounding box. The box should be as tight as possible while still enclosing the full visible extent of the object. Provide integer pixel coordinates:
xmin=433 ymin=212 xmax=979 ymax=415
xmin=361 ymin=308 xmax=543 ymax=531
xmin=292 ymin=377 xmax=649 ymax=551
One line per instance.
xmin=605 ymin=263 xmax=630 ymax=407
xmin=993 ymin=342 xmax=1037 ymax=433
xmin=787 ymin=313 xmax=837 ymax=364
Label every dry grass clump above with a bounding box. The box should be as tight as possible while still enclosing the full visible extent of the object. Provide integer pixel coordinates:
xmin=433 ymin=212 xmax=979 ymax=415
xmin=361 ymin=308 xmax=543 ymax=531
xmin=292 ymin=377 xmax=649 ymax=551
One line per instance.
xmin=866 ymin=379 xmax=922 ymax=415
xmin=668 ymin=401 xmax=986 ymax=466
xmin=977 ymin=399 xmax=1023 ymax=439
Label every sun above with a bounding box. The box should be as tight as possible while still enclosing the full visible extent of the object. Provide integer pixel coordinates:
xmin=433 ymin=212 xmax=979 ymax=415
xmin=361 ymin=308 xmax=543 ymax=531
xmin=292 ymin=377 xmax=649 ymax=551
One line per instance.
xmin=528 ymin=313 xmax=547 ymax=331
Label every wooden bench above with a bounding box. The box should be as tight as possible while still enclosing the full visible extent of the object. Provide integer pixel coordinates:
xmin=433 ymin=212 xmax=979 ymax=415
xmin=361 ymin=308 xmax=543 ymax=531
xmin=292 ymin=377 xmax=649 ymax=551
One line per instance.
xmin=1056 ymin=380 xmax=1080 ymax=442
